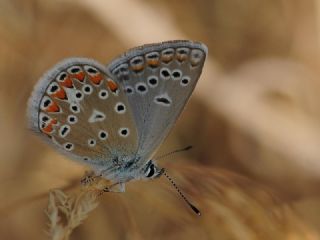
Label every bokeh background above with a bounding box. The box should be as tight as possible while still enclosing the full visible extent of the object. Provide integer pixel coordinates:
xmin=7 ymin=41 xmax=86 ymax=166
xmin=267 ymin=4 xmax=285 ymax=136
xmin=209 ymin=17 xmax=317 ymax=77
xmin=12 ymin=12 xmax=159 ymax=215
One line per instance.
xmin=1 ymin=0 xmax=320 ymax=239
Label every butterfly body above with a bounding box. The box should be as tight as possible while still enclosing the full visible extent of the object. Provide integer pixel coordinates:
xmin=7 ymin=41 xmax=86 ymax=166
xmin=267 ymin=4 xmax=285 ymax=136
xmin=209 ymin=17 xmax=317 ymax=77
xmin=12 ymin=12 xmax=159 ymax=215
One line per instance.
xmin=28 ymin=40 xmax=207 ymax=186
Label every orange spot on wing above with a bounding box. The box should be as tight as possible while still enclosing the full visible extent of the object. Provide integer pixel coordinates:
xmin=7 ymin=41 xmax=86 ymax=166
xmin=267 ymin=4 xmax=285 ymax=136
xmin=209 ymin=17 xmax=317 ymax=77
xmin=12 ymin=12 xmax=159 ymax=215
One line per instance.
xmin=46 ymin=101 xmax=60 ymax=112
xmin=51 ymin=88 xmax=67 ymax=100
xmin=147 ymin=59 xmax=159 ymax=67
xmin=60 ymin=77 xmax=73 ymax=88
xmin=42 ymin=124 xmax=53 ymax=134
xmin=131 ymin=65 xmax=144 ymax=72
xmin=176 ymin=55 xmax=188 ymax=62
xmin=41 ymin=118 xmax=58 ymax=134
xmin=71 ymin=72 xmax=85 ymax=82
xmin=89 ymin=74 xmax=103 ymax=85
xmin=161 ymin=55 xmax=173 ymax=63
xmin=107 ymin=80 xmax=118 ymax=92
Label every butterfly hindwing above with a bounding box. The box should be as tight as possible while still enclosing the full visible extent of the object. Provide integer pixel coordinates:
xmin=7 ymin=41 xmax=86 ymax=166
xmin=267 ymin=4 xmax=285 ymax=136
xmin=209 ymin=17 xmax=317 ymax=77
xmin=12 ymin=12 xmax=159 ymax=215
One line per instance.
xmin=107 ymin=40 xmax=207 ymax=160
xmin=28 ymin=58 xmax=139 ymax=167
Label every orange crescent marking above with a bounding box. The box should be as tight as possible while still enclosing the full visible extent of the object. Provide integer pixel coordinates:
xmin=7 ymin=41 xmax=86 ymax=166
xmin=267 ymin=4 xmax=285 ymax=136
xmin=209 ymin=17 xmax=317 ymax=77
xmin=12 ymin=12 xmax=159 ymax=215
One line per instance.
xmin=60 ymin=77 xmax=73 ymax=88
xmin=131 ymin=65 xmax=144 ymax=72
xmin=71 ymin=72 xmax=85 ymax=82
xmin=51 ymin=88 xmax=66 ymax=99
xmin=46 ymin=101 xmax=60 ymax=112
xmin=177 ymin=55 xmax=187 ymax=62
xmin=161 ymin=55 xmax=173 ymax=63
xmin=147 ymin=59 xmax=159 ymax=67
xmin=51 ymin=118 xmax=58 ymax=124
xmin=90 ymin=74 xmax=103 ymax=85
xmin=42 ymin=124 xmax=53 ymax=134
xmin=107 ymin=80 xmax=118 ymax=92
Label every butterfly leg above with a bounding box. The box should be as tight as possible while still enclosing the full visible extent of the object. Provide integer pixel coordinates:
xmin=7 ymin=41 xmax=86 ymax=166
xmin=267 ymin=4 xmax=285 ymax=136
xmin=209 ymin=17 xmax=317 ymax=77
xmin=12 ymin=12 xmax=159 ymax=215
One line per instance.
xmin=103 ymin=182 xmax=126 ymax=193
xmin=80 ymin=171 xmax=101 ymax=186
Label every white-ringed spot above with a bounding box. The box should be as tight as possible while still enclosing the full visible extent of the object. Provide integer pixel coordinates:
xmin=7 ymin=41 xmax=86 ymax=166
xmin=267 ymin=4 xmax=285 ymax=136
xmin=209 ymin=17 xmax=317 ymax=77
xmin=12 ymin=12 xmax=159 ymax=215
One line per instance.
xmin=82 ymin=84 xmax=93 ymax=95
xmin=154 ymin=93 xmax=172 ymax=107
xmin=63 ymin=142 xmax=74 ymax=151
xmin=98 ymin=130 xmax=108 ymax=140
xmin=67 ymin=115 xmax=78 ymax=124
xmin=160 ymin=68 xmax=171 ymax=80
xmin=88 ymin=109 xmax=106 ymax=123
xmin=147 ymin=76 xmax=159 ymax=88
xmin=98 ymin=89 xmax=109 ymax=99
xmin=70 ymin=104 xmax=80 ymax=113
xmin=88 ymin=138 xmax=96 ymax=147
xmin=114 ymin=102 xmax=126 ymax=114
xmin=59 ymin=125 xmax=71 ymax=138
xmin=180 ymin=76 xmax=191 ymax=86
xmin=135 ymin=82 xmax=148 ymax=95
xmin=118 ymin=128 xmax=129 ymax=138
xmin=171 ymin=69 xmax=182 ymax=81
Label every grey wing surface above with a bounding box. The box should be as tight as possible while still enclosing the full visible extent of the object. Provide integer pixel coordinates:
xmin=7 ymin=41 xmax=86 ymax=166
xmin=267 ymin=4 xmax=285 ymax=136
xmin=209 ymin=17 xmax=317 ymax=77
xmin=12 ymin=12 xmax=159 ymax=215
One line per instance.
xmin=107 ymin=40 xmax=207 ymax=162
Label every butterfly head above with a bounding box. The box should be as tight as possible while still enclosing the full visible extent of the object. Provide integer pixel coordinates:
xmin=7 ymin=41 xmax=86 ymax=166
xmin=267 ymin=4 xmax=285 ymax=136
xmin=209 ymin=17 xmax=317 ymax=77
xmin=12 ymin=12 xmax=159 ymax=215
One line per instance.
xmin=142 ymin=160 xmax=164 ymax=179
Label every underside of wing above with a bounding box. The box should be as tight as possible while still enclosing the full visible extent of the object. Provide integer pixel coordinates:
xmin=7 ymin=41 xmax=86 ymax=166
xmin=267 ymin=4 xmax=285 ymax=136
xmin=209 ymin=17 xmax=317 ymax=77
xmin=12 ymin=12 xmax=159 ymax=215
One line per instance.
xmin=107 ymin=40 xmax=207 ymax=160
xmin=28 ymin=58 xmax=138 ymax=168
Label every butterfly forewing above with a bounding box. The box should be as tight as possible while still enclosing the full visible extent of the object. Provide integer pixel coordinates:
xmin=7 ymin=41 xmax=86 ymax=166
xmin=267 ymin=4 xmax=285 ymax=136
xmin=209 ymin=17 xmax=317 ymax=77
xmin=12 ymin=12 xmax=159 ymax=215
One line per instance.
xmin=28 ymin=58 xmax=138 ymax=166
xmin=107 ymin=40 xmax=207 ymax=160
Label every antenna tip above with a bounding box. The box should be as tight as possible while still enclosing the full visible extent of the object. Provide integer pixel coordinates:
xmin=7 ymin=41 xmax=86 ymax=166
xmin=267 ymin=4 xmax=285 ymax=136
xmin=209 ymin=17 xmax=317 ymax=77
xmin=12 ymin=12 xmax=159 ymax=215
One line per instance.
xmin=189 ymin=203 xmax=201 ymax=216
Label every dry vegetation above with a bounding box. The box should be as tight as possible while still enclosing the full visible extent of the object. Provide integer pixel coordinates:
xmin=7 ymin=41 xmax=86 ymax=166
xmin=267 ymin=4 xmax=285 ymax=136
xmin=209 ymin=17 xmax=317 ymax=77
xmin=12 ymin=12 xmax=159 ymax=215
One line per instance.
xmin=1 ymin=0 xmax=320 ymax=239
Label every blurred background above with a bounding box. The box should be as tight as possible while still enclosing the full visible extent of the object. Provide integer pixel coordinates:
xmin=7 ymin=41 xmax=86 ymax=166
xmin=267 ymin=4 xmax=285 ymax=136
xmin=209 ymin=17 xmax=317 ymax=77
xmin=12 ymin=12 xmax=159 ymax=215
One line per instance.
xmin=1 ymin=0 xmax=320 ymax=239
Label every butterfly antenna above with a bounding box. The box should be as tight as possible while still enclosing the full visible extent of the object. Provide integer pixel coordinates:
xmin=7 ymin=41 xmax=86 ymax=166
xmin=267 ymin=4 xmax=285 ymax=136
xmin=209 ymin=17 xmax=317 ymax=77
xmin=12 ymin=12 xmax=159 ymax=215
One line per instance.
xmin=154 ymin=145 xmax=193 ymax=160
xmin=163 ymin=170 xmax=201 ymax=216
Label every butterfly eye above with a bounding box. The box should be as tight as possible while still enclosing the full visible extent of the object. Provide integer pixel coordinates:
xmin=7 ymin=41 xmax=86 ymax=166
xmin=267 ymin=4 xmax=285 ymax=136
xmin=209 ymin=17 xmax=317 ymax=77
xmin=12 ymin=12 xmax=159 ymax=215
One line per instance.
xmin=145 ymin=164 xmax=155 ymax=178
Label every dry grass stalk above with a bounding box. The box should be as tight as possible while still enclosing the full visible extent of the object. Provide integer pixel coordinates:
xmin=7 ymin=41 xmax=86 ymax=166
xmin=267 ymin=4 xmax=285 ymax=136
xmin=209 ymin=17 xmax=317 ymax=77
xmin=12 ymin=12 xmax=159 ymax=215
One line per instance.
xmin=45 ymin=181 xmax=103 ymax=240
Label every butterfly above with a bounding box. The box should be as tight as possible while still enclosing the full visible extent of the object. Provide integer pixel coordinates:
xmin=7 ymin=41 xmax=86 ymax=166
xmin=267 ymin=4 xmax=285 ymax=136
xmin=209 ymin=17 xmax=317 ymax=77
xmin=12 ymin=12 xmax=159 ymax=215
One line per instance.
xmin=27 ymin=40 xmax=207 ymax=214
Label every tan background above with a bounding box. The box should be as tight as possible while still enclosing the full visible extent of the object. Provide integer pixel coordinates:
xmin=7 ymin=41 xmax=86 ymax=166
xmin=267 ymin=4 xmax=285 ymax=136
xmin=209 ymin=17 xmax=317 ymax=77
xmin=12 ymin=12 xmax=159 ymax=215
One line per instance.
xmin=1 ymin=0 xmax=320 ymax=239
